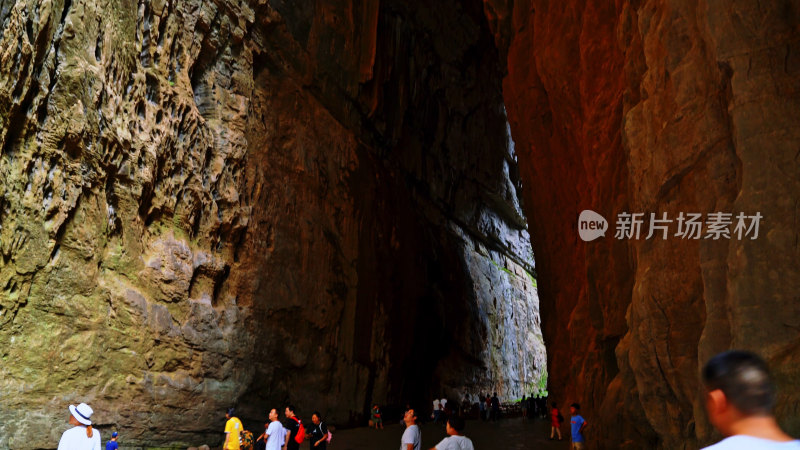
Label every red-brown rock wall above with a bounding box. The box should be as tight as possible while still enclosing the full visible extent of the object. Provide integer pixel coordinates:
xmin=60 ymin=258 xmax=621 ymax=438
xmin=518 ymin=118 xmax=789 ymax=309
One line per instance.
xmin=486 ymin=0 xmax=800 ymax=447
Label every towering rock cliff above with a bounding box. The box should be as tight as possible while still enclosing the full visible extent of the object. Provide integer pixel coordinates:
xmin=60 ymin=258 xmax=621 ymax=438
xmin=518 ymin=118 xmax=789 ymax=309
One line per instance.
xmin=2 ymin=0 xmax=798 ymax=448
xmin=485 ymin=0 xmax=800 ymax=448
xmin=0 ymin=0 xmax=544 ymax=447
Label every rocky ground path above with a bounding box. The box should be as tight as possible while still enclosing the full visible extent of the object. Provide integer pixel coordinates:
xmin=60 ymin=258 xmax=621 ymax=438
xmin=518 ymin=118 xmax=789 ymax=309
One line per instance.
xmin=330 ymin=416 xmax=567 ymax=450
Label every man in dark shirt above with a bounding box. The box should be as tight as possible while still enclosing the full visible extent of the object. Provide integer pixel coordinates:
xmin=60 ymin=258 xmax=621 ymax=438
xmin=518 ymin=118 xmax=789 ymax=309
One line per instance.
xmin=283 ymin=405 xmax=301 ymax=450
xmin=490 ymin=393 xmax=500 ymax=421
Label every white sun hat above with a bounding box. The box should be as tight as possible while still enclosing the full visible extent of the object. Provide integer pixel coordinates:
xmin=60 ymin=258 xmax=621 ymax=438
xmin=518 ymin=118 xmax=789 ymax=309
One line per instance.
xmin=69 ymin=403 xmax=94 ymax=426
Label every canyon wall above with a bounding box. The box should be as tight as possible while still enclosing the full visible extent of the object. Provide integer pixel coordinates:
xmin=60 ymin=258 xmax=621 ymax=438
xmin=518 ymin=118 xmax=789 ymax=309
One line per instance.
xmin=3 ymin=0 xmax=797 ymax=448
xmin=0 ymin=0 xmax=545 ymax=448
xmin=485 ymin=0 xmax=800 ymax=447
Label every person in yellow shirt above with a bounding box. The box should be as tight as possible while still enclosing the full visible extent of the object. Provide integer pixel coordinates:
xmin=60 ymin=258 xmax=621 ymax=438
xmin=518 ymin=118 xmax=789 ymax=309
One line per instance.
xmin=224 ymin=407 xmax=243 ymax=450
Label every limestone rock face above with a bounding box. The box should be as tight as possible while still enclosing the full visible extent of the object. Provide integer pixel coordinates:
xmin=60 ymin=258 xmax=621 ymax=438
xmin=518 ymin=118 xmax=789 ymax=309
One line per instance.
xmin=5 ymin=0 xmax=796 ymax=447
xmin=0 ymin=0 xmax=544 ymax=448
xmin=485 ymin=0 xmax=800 ymax=447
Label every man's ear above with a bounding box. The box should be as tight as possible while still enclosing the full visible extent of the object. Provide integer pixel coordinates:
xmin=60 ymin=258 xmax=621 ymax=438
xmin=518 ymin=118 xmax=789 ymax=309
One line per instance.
xmin=706 ymin=388 xmax=729 ymax=416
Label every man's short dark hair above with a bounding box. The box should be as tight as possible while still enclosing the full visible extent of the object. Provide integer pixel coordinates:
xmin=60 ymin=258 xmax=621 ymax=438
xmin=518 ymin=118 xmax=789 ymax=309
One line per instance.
xmin=286 ymin=405 xmax=296 ymax=413
xmin=570 ymin=403 xmax=580 ymax=410
xmin=448 ymin=416 xmax=465 ymax=432
xmin=227 ymin=407 xmax=235 ymax=416
xmin=702 ymin=350 xmax=775 ymax=416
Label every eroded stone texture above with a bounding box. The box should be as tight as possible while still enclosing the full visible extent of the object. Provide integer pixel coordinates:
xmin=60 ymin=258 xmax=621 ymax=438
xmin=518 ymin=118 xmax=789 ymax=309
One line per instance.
xmin=485 ymin=0 xmax=800 ymax=448
xmin=0 ymin=0 xmax=544 ymax=447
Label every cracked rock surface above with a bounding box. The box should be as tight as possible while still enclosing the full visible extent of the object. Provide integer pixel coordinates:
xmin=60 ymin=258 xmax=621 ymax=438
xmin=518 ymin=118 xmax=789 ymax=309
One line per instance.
xmin=0 ymin=0 xmax=544 ymax=447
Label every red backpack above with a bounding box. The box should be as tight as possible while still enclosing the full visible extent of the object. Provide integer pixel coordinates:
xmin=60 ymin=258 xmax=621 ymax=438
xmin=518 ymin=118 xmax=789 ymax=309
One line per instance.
xmin=292 ymin=417 xmax=306 ymax=444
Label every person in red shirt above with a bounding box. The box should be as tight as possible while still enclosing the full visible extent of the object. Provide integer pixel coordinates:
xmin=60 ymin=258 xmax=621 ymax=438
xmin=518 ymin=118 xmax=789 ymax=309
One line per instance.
xmin=550 ymin=402 xmax=563 ymax=441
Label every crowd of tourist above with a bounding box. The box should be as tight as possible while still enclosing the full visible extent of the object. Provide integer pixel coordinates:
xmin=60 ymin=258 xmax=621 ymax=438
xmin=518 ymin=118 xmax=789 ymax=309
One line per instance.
xmin=56 ymin=351 xmax=799 ymax=450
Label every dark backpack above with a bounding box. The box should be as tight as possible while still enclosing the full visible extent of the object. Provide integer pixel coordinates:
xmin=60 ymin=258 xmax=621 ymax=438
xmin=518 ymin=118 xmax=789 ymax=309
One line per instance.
xmin=292 ymin=417 xmax=306 ymax=444
xmin=557 ymin=412 xmax=564 ymax=423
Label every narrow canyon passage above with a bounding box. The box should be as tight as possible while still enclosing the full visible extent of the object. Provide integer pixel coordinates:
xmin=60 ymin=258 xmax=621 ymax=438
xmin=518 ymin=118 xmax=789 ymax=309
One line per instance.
xmin=1 ymin=0 xmax=798 ymax=449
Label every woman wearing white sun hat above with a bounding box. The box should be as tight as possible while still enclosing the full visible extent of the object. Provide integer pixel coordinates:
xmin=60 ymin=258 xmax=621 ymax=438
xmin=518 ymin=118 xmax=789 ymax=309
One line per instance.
xmin=57 ymin=403 xmax=101 ymax=450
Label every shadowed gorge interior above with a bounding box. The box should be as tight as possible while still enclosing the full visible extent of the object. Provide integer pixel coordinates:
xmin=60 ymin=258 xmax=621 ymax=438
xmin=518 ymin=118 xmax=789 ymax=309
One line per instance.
xmin=1 ymin=0 xmax=799 ymax=449
xmin=1 ymin=0 xmax=544 ymax=447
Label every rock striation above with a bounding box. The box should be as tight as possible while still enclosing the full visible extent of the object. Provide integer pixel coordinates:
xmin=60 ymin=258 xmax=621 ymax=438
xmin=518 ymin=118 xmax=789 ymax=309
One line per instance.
xmin=0 ymin=0 xmax=544 ymax=448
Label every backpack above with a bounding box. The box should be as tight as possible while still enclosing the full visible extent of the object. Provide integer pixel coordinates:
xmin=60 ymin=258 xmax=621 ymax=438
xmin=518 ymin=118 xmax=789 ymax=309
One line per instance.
xmin=557 ymin=412 xmax=564 ymax=423
xmin=321 ymin=422 xmax=332 ymax=444
xmin=292 ymin=417 xmax=306 ymax=444
xmin=239 ymin=430 xmax=254 ymax=450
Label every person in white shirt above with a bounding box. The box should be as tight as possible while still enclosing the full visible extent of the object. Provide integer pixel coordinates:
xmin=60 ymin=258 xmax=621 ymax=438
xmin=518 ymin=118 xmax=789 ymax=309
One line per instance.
xmin=58 ymin=403 xmax=101 ymax=450
xmin=261 ymin=408 xmax=286 ymax=450
xmin=701 ymin=351 xmax=800 ymax=450
xmin=430 ymin=416 xmax=474 ymax=450
xmin=432 ymin=398 xmax=441 ymax=423
xmin=401 ymin=408 xmax=421 ymax=450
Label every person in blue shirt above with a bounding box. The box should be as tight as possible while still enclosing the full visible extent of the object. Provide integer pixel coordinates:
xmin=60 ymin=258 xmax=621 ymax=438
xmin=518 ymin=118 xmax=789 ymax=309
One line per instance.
xmin=570 ymin=403 xmax=587 ymax=450
xmin=105 ymin=431 xmax=119 ymax=450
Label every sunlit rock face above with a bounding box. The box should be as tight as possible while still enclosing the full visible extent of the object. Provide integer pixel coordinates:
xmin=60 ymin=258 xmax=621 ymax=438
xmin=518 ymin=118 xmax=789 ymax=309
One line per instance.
xmin=0 ymin=0 xmax=544 ymax=447
xmin=484 ymin=0 xmax=800 ymax=448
